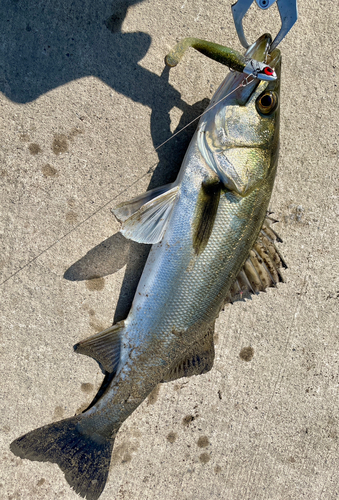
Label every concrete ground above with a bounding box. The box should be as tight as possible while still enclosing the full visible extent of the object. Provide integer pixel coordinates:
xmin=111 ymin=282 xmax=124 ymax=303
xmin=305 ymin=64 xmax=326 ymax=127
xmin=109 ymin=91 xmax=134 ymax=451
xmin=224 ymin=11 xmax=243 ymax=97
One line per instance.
xmin=1 ymin=0 xmax=338 ymax=499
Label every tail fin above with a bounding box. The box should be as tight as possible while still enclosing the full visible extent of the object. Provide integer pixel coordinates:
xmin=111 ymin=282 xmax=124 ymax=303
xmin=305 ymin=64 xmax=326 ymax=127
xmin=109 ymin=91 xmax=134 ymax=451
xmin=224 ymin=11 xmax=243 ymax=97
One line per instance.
xmin=10 ymin=416 xmax=114 ymax=500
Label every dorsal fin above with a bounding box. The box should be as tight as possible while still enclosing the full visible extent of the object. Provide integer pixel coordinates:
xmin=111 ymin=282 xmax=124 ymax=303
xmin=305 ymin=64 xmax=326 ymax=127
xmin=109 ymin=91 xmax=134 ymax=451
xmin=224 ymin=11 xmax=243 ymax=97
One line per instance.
xmin=224 ymin=221 xmax=286 ymax=304
xmin=74 ymin=321 xmax=124 ymax=373
xmin=161 ymin=323 xmax=215 ymax=382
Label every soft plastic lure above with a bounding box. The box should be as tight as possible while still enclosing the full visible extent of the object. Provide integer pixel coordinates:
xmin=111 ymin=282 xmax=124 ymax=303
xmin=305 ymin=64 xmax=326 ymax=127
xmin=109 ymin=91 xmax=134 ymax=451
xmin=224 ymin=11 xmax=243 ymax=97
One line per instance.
xmin=165 ymin=37 xmax=277 ymax=81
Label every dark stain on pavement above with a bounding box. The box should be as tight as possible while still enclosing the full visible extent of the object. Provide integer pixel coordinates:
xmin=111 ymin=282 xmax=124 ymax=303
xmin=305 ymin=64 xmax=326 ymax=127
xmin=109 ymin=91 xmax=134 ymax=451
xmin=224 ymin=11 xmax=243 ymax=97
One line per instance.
xmin=85 ymin=277 xmax=105 ymax=291
xmin=68 ymin=128 xmax=83 ymax=140
xmin=28 ymin=143 xmax=42 ymax=155
xmin=182 ymin=415 xmax=195 ymax=427
xmin=89 ymin=320 xmax=106 ymax=332
xmin=81 ymin=383 xmax=94 ymax=394
xmin=166 ymin=431 xmax=177 ymax=443
xmin=52 ymin=134 xmax=68 ymax=154
xmin=147 ymin=384 xmax=160 ymax=405
xmin=9 ymin=492 xmax=21 ymax=500
xmin=197 ymin=436 xmax=209 ymax=448
xmin=65 ymin=211 xmax=78 ymax=224
xmin=41 ymin=164 xmax=58 ymax=176
xmin=111 ymin=441 xmax=139 ymax=466
xmin=199 ymin=452 xmax=210 ymax=464
xmin=67 ymin=197 xmax=77 ymax=207
xmin=239 ymin=346 xmax=254 ymax=362
xmin=53 ymin=406 xmax=64 ymax=420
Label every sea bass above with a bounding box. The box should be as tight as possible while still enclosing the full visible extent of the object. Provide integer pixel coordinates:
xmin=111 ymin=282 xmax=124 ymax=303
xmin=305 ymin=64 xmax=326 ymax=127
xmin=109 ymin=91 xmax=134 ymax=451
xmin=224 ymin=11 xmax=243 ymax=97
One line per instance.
xmin=11 ymin=34 xmax=285 ymax=499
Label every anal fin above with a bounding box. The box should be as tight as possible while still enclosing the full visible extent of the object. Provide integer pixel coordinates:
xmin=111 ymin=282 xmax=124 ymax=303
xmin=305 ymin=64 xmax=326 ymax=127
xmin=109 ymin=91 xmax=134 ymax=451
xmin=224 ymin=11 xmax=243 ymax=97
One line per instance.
xmin=161 ymin=323 xmax=215 ymax=382
xmin=74 ymin=321 xmax=124 ymax=373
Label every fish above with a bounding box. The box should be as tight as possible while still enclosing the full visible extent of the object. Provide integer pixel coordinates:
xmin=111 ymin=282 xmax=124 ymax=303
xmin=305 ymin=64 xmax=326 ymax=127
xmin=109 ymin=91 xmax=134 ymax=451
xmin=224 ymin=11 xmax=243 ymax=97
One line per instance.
xmin=11 ymin=33 xmax=286 ymax=500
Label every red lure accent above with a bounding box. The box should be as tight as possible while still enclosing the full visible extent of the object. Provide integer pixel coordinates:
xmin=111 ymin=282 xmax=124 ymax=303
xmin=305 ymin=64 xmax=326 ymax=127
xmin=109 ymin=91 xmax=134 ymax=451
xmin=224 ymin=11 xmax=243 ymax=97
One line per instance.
xmin=264 ymin=67 xmax=274 ymax=75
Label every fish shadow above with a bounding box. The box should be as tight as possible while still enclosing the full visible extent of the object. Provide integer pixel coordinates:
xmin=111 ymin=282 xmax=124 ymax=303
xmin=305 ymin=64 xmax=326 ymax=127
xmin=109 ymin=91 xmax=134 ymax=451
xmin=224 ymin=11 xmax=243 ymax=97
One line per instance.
xmin=65 ymin=234 xmax=151 ymax=323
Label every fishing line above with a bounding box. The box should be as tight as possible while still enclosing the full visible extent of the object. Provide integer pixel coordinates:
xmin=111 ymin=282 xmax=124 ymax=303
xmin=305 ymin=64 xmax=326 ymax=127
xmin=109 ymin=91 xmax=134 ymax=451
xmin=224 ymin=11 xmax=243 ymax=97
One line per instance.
xmin=154 ymin=75 xmax=255 ymax=151
xmin=0 ymin=75 xmax=255 ymax=287
xmin=0 ymin=172 xmax=152 ymax=286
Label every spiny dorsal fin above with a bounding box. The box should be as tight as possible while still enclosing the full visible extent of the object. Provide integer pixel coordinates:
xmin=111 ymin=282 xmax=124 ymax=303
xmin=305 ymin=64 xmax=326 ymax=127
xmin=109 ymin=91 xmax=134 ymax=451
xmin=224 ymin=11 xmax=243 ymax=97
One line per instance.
xmin=112 ymin=184 xmax=179 ymax=244
xmin=192 ymin=178 xmax=221 ymax=255
xmin=224 ymin=221 xmax=286 ymax=304
xmin=161 ymin=323 xmax=215 ymax=382
xmin=74 ymin=321 xmax=124 ymax=373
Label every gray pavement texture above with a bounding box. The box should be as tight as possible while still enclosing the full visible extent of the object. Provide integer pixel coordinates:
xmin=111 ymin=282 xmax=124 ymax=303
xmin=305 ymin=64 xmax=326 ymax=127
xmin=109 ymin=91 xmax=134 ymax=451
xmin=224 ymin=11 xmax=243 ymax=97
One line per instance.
xmin=0 ymin=0 xmax=338 ymax=499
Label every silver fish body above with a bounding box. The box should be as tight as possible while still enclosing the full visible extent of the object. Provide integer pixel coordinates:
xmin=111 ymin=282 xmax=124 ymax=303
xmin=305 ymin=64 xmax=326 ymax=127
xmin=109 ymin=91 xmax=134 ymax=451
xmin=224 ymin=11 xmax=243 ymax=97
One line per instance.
xmin=81 ymin=33 xmax=281 ymax=431
xmin=11 ymin=34 xmax=282 ymax=500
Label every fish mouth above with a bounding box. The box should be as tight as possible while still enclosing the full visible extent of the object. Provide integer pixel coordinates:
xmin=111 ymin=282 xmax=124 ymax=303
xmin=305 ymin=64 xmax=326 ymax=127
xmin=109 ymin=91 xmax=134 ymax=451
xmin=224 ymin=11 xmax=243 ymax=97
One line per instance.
xmin=246 ymin=33 xmax=281 ymax=73
xmin=245 ymin=33 xmax=272 ymax=62
xmin=197 ymin=34 xmax=281 ymax=175
xmin=238 ymin=34 xmax=281 ymax=103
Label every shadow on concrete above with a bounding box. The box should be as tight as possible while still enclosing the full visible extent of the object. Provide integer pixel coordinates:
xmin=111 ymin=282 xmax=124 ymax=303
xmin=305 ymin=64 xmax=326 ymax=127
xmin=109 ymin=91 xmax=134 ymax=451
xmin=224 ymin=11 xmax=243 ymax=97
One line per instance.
xmin=7 ymin=0 xmax=211 ymax=400
xmin=64 ymin=233 xmax=151 ymax=322
xmin=3 ymin=0 xmax=210 ymax=320
xmin=0 ymin=0 xmax=210 ymax=157
xmin=1 ymin=0 xmax=148 ymax=103
xmin=1 ymin=0 xmax=194 ymax=147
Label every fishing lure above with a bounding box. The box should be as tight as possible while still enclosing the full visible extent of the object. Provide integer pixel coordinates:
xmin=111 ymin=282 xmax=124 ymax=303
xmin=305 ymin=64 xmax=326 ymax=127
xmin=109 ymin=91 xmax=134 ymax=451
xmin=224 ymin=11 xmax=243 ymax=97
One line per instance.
xmin=165 ymin=37 xmax=277 ymax=81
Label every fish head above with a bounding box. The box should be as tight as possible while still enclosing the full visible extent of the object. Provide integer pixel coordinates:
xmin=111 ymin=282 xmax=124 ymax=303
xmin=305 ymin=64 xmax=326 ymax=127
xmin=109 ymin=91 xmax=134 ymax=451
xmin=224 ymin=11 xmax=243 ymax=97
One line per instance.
xmin=199 ymin=34 xmax=281 ymax=195
xmin=227 ymin=33 xmax=281 ymax=149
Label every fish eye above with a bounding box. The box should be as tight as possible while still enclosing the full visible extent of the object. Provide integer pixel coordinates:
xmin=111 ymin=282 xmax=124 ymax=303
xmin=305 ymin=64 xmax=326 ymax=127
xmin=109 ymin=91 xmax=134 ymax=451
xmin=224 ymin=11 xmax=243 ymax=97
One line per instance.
xmin=256 ymin=91 xmax=278 ymax=115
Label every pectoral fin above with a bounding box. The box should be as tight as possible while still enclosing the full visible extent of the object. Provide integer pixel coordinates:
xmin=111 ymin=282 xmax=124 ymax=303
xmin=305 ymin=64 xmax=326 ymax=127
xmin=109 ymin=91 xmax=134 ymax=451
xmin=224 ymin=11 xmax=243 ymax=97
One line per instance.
xmin=192 ymin=178 xmax=221 ymax=255
xmin=112 ymin=184 xmax=179 ymax=244
xmin=74 ymin=321 xmax=124 ymax=373
xmin=225 ymin=221 xmax=287 ymax=304
xmin=162 ymin=323 xmax=215 ymax=382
